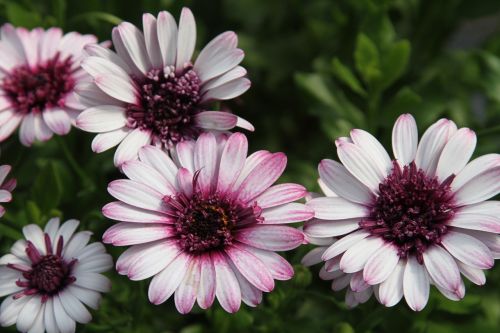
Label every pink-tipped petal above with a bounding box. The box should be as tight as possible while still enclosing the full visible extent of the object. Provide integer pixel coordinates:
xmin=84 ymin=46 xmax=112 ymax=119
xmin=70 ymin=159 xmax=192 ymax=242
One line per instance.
xmin=235 ymin=225 xmax=304 ymax=251
xmin=194 ymin=111 xmax=238 ymax=130
xmin=441 ymin=231 xmax=493 ymax=269
xmin=103 ymin=222 xmax=174 ymax=246
xmin=261 ymin=203 xmax=313 ymax=224
xmin=318 ymin=159 xmax=374 ymax=204
xmin=306 ymin=197 xmax=367 ymax=220
xmin=363 ymin=243 xmax=399 ymax=285
xmin=422 ymin=245 xmax=461 ymax=294
xmin=212 ymin=251 xmax=241 ymax=313
xmin=392 ymin=114 xmax=418 ymax=165
xmin=216 ymin=132 xmax=248 ymax=193
xmin=175 ymin=258 xmax=201 ymax=314
xmin=197 ymin=254 xmax=216 ymax=309
xmin=436 ymin=128 xmax=476 ymax=181
xmin=237 ymin=152 xmax=287 ymax=203
xmin=378 ymin=260 xmax=405 ymax=307
xmin=148 ymin=252 xmax=190 ymax=305
xmin=415 ymin=119 xmax=457 ymax=177
xmin=225 ymin=245 xmax=274 ymax=292
xmin=176 ymin=7 xmax=196 ymax=71
xmin=403 ymin=256 xmax=429 ymax=311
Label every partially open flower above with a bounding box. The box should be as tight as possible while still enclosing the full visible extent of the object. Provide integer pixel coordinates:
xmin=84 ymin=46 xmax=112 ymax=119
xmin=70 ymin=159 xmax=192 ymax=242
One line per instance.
xmin=0 ymin=218 xmax=113 ymax=333
xmin=0 ymin=24 xmax=98 ymax=145
xmin=76 ymin=8 xmax=253 ymax=167
xmin=102 ymin=132 xmax=313 ymax=313
xmin=303 ymin=114 xmax=500 ymax=311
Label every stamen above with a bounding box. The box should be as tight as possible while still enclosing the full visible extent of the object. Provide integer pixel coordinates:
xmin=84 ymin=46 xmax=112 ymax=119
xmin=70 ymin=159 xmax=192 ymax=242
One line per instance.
xmin=125 ymin=66 xmax=202 ymax=147
xmin=361 ymin=161 xmax=455 ymax=261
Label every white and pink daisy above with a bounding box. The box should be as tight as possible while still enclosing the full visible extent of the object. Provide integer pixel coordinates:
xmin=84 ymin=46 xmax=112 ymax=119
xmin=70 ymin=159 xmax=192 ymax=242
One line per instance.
xmin=102 ymin=132 xmax=313 ymax=313
xmin=303 ymin=114 xmax=500 ymax=311
xmin=0 ymin=218 xmax=113 ymax=333
xmin=0 ymin=24 xmax=98 ymax=145
xmin=76 ymin=8 xmax=253 ymax=167
xmin=0 ymin=164 xmax=16 ymax=217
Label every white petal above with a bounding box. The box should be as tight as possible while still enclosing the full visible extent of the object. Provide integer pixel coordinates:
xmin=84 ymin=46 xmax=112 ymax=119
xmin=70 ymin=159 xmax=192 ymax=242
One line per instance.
xmin=116 ymin=22 xmax=152 ymax=74
xmin=363 ymin=243 xmax=399 ymax=285
xmin=176 ymin=7 xmax=196 ymax=71
xmin=142 ymin=13 xmax=163 ymax=68
xmin=350 ymin=129 xmax=392 ymax=177
xmin=451 ymin=154 xmax=500 ymax=191
xmin=306 ymin=196 xmax=367 ymax=220
xmin=91 ymin=128 xmax=130 ymax=153
xmin=336 ymin=141 xmax=384 ymax=192
xmin=415 ymin=118 xmax=457 ymax=177
xmin=436 ymin=128 xmax=476 ymax=181
xmin=378 ymin=260 xmax=405 ymax=307
xmin=113 ymin=128 xmax=151 ymax=167
xmin=322 ymin=230 xmax=370 ymax=261
xmin=318 ymin=159 xmax=374 ymax=204
xmin=339 ymin=236 xmax=385 ymax=273
xmin=157 ymin=11 xmax=177 ymax=67
xmin=440 ymin=230 xmax=493 ymax=269
xmin=403 ymin=256 xmax=429 ymax=311
xmin=422 ymin=245 xmax=461 ymax=295
xmin=76 ymin=105 xmax=127 ymax=133
xmin=392 ymin=114 xmax=418 ymax=165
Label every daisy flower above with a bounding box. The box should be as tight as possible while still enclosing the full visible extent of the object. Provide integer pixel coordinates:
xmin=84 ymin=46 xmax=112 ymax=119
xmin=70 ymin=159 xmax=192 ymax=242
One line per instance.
xmin=76 ymin=8 xmax=253 ymax=167
xmin=102 ymin=132 xmax=313 ymax=313
xmin=0 ymin=24 xmax=98 ymax=145
xmin=303 ymin=114 xmax=500 ymax=311
xmin=0 ymin=164 xmax=16 ymax=217
xmin=0 ymin=218 xmax=113 ymax=333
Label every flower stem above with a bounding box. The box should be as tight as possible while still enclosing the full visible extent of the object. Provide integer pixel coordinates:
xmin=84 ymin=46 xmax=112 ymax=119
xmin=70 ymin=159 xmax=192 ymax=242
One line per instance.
xmin=56 ymin=137 xmax=95 ymax=190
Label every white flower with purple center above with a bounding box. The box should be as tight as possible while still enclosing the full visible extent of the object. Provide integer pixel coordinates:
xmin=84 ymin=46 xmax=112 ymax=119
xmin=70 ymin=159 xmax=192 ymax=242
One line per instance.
xmin=0 ymin=164 xmax=16 ymax=217
xmin=76 ymin=8 xmax=253 ymax=167
xmin=0 ymin=24 xmax=98 ymax=145
xmin=0 ymin=218 xmax=113 ymax=333
xmin=303 ymin=114 xmax=500 ymax=311
xmin=102 ymin=132 xmax=313 ymax=313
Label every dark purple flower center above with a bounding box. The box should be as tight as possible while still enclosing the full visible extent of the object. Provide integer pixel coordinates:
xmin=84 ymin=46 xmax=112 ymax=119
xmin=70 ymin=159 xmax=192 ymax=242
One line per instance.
xmin=163 ymin=174 xmax=263 ymax=254
xmin=360 ymin=161 xmax=455 ymax=264
xmin=28 ymin=255 xmax=71 ymax=294
xmin=1 ymin=54 xmax=75 ymax=114
xmin=126 ymin=66 xmax=202 ymax=147
xmin=7 ymin=234 xmax=76 ymax=302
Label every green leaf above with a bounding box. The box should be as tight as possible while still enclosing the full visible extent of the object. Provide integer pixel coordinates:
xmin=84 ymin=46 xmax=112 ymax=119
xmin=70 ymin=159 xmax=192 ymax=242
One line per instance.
xmin=32 ymin=161 xmax=64 ymax=213
xmin=331 ymin=58 xmax=366 ymax=96
xmin=70 ymin=11 xmax=123 ymax=26
xmin=26 ymin=201 xmax=42 ymax=225
xmin=384 ymin=87 xmax=422 ymax=121
xmin=5 ymin=3 xmax=43 ymax=28
xmin=354 ymin=33 xmax=381 ymax=85
xmin=295 ymin=73 xmax=336 ymax=108
xmin=379 ymin=40 xmax=411 ymax=90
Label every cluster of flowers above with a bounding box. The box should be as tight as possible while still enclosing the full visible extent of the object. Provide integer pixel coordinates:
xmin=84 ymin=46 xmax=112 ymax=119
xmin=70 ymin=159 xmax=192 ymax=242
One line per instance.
xmin=0 ymin=7 xmax=498 ymax=333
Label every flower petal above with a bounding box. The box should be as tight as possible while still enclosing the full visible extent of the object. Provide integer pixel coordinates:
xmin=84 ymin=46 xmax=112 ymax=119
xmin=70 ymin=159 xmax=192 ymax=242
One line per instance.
xmin=318 ymin=159 xmax=374 ymax=204
xmin=415 ymin=118 xmax=457 ymax=177
xmin=378 ymin=260 xmax=405 ymax=307
xmin=306 ymin=197 xmax=367 ymax=220
xmin=235 ymin=225 xmax=304 ymax=251
xmin=436 ymin=128 xmax=476 ymax=181
xmin=176 ymin=7 xmax=196 ymax=71
xmin=440 ymin=230 xmax=493 ymax=269
xmin=113 ymin=128 xmax=151 ymax=167
xmin=422 ymin=245 xmax=461 ymax=295
xmin=392 ymin=114 xmax=418 ymax=165
xmin=148 ymin=252 xmax=190 ymax=305
xmin=212 ymin=251 xmax=241 ymax=313
xmin=403 ymin=256 xmax=429 ymax=311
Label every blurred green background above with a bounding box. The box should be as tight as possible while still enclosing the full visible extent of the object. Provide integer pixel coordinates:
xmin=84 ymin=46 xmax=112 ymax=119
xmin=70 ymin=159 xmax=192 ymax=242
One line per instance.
xmin=1 ymin=0 xmax=500 ymax=332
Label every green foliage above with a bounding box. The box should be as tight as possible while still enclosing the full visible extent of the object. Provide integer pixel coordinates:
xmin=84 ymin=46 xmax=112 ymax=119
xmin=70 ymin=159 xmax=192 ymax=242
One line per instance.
xmin=0 ymin=0 xmax=500 ymax=332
